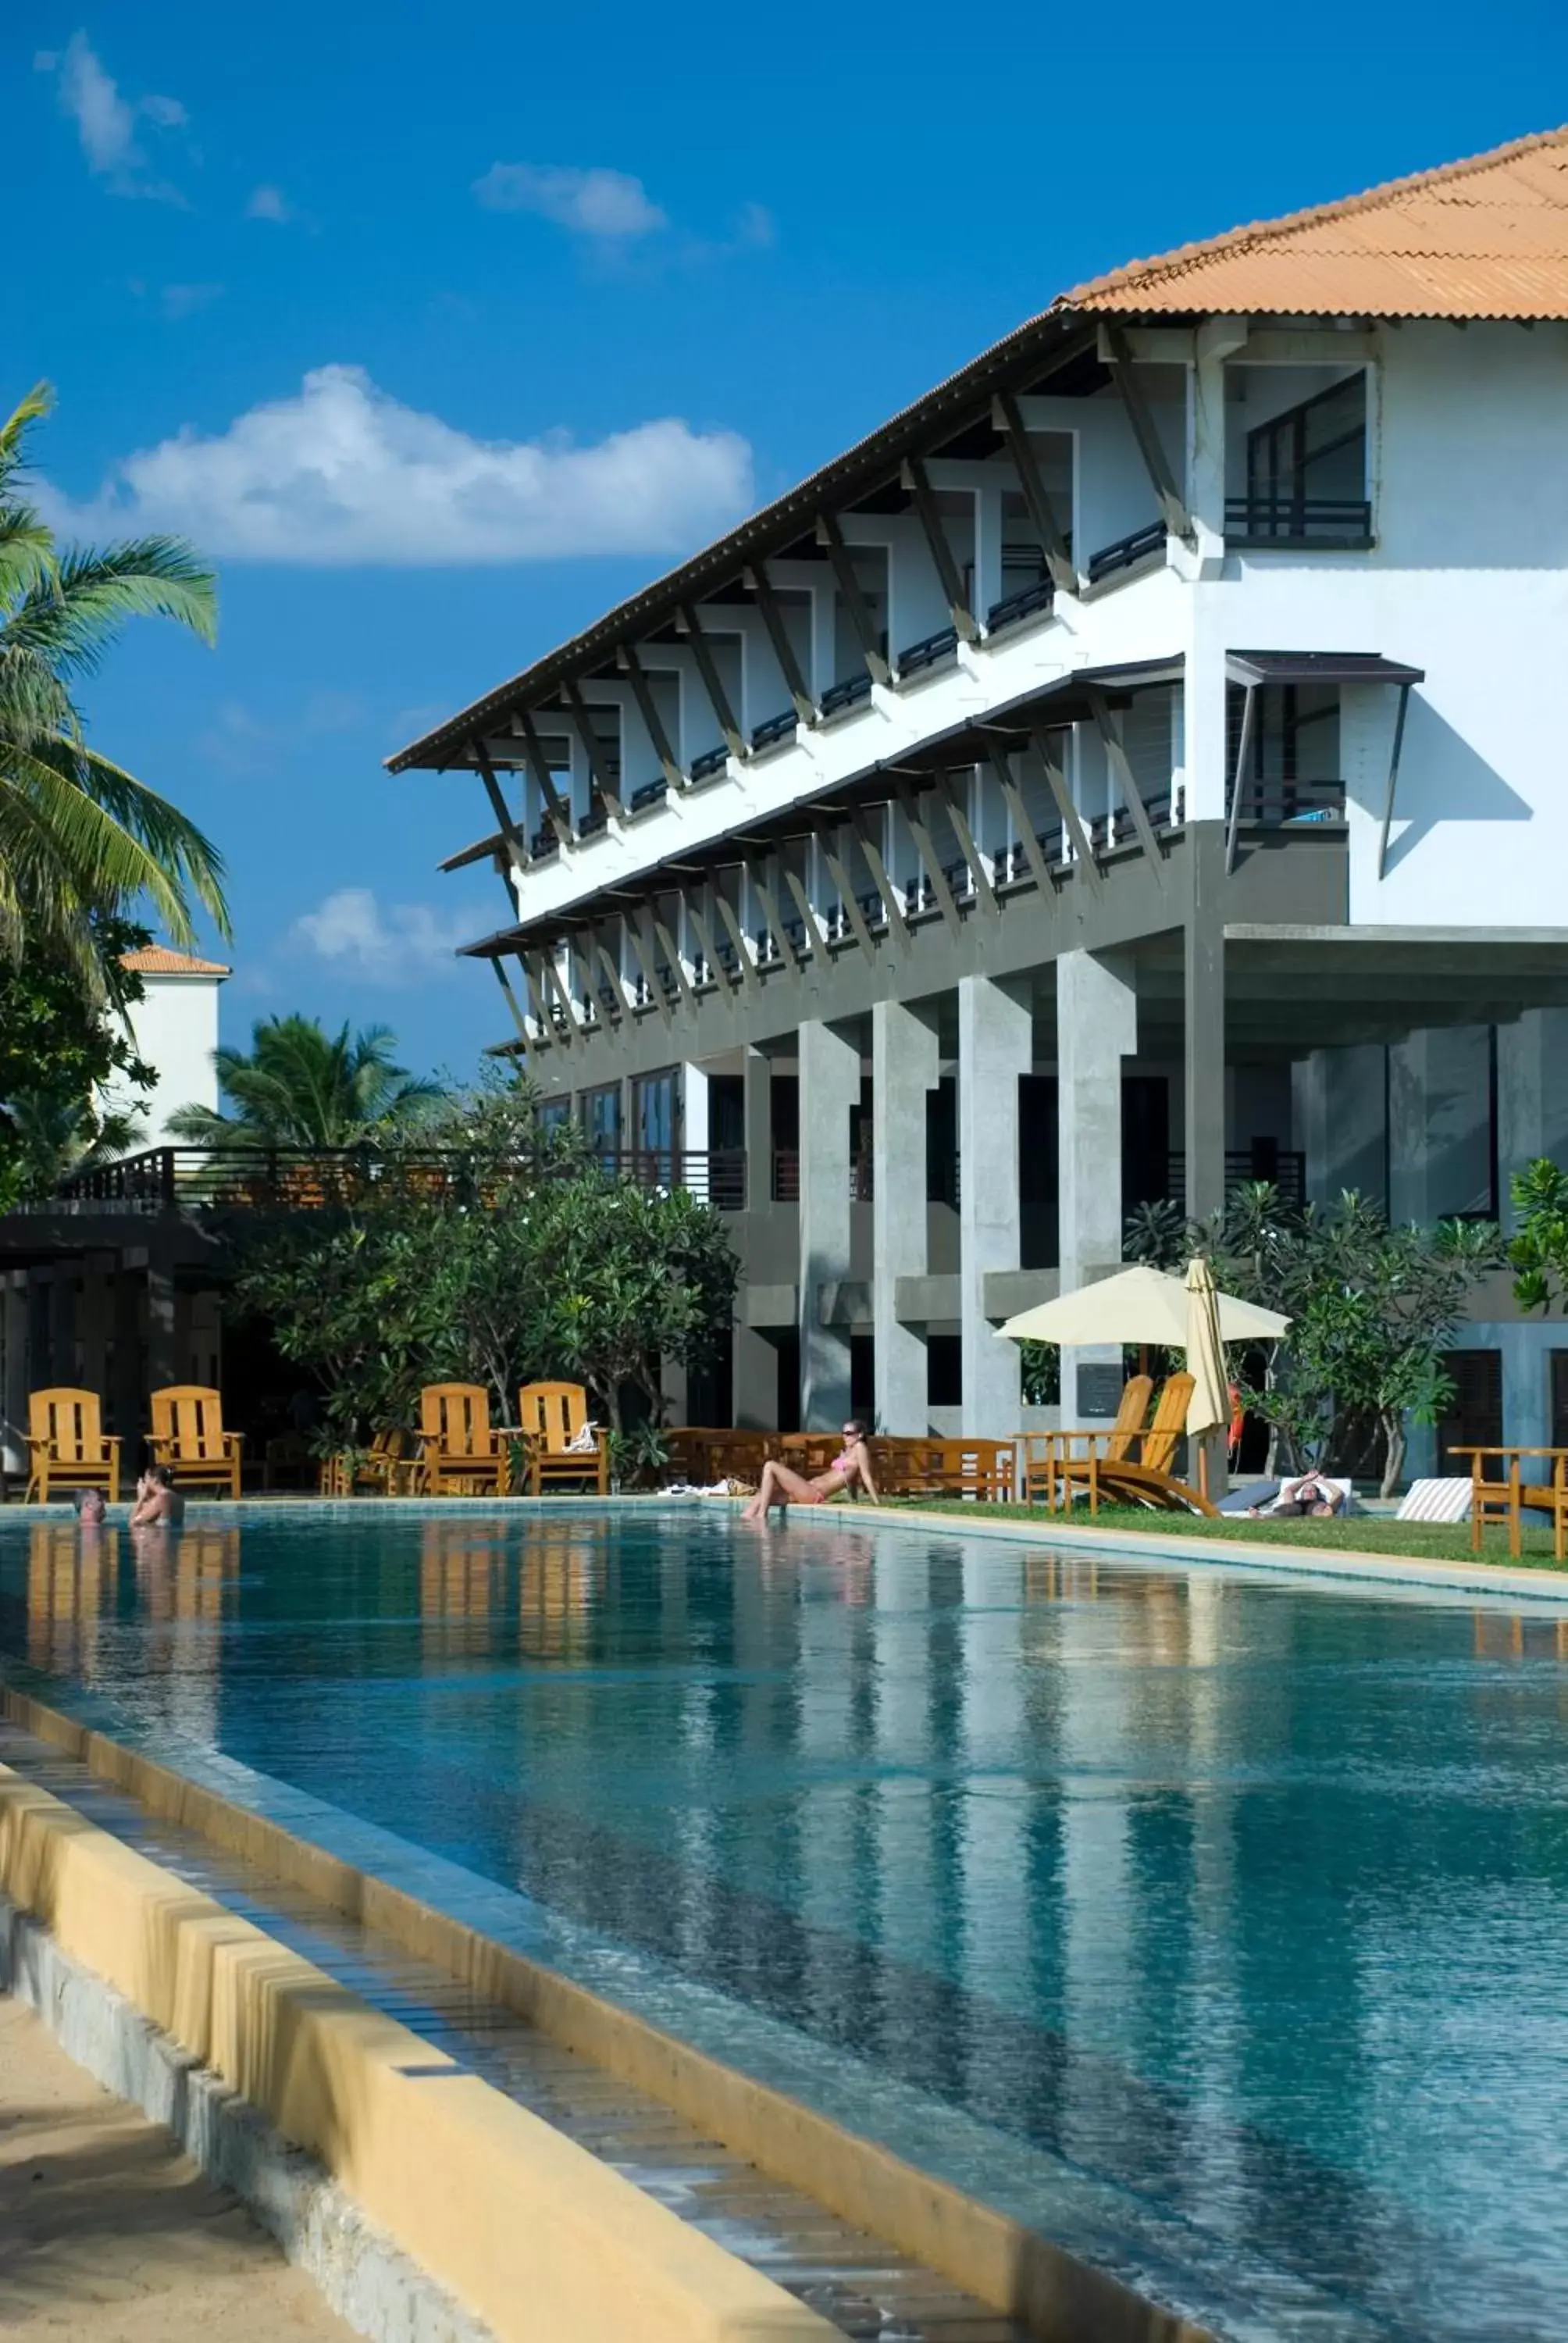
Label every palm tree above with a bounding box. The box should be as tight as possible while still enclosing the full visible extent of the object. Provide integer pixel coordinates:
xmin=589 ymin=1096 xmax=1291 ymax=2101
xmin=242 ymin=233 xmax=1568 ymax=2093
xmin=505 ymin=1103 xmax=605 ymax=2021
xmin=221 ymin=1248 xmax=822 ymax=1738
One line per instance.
xmin=168 ymin=1015 xmax=444 ymax=1148
xmin=0 ymin=381 xmax=229 ymax=988
xmin=7 ymin=1091 xmax=146 ymax=1201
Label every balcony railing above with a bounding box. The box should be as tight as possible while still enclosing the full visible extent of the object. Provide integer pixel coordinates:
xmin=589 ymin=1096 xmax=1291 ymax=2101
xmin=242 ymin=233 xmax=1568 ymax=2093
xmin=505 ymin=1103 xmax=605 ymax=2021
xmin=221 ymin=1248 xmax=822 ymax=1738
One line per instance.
xmin=1225 ymin=779 xmax=1346 ymax=826
xmin=529 ymin=826 xmax=560 ymax=860
xmin=1085 ymin=519 xmax=1167 ymax=584
xmin=690 ymin=744 xmax=730 ymax=782
xmin=1164 ymin=1149 xmax=1306 ymax=1210
xmin=770 ymin=1150 xmax=874 ymax=1204
xmin=34 ymin=1144 xmax=749 ymax=1216
xmin=820 ymin=672 xmax=873 ymax=719
xmin=750 ymin=708 xmax=799 ymax=751
xmin=896 ymin=626 xmax=958 ymax=680
xmin=1225 ymin=496 xmax=1372 ymax=547
xmin=630 ymin=777 xmax=668 ymax=811
xmin=985 ymin=576 xmax=1054 ymax=633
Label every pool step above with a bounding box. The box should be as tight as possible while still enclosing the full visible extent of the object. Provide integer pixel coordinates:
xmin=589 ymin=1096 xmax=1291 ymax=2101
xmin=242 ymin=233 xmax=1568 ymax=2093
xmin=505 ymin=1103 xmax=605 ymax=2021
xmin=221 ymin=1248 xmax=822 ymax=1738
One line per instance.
xmin=0 ymin=1721 xmax=1029 ymax=2343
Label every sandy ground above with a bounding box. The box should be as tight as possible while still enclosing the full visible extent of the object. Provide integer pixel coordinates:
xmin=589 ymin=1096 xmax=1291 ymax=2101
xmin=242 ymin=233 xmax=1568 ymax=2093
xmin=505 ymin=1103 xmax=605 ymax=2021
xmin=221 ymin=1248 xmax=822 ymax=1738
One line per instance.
xmin=0 ymin=1994 xmax=352 ymax=2340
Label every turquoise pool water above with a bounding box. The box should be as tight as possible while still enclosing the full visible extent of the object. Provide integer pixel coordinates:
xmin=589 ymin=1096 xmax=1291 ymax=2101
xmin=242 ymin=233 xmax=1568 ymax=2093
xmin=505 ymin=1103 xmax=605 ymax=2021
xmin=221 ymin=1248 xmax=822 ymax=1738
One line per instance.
xmin=3 ymin=1504 xmax=1567 ymax=2342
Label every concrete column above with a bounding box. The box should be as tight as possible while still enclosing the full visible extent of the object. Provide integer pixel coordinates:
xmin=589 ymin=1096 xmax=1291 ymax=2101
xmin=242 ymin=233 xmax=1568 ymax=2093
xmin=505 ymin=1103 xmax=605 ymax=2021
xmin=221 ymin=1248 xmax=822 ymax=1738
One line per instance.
xmin=1057 ymin=950 xmax=1138 ymax=1423
xmin=732 ymin=1047 xmax=775 ymax=1428
xmin=872 ymin=998 xmax=938 ymax=1434
xmin=798 ymin=1020 xmax=859 ymax=1429
xmin=1497 ymin=1010 xmax=1568 ymax=1229
xmin=1293 ymin=1043 xmax=1388 ymax=1211
xmin=1185 ymin=825 xmax=1227 ymax=1224
xmin=957 ymin=975 xmax=1032 ymax=1435
xmin=1389 ymin=1025 xmax=1492 ymax=1226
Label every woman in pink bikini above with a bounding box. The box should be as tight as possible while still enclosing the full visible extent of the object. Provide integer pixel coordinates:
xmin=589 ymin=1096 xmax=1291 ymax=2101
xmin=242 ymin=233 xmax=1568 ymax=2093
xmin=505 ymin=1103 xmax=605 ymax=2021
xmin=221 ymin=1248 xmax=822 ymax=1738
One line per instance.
xmin=741 ymin=1421 xmax=880 ymax=1524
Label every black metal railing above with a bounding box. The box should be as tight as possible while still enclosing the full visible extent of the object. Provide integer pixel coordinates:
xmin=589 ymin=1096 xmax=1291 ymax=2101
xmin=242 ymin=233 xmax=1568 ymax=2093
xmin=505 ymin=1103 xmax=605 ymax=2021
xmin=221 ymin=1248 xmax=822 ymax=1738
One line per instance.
xmin=896 ymin=626 xmax=958 ymax=679
xmin=630 ymin=777 xmax=668 ymax=811
xmin=577 ymin=801 xmax=610 ymax=839
xmin=820 ymin=672 xmax=873 ymax=719
xmin=690 ymin=744 xmax=730 ymax=782
xmin=1225 ymin=496 xmax=1372 ymax=547
xmin=1085 ymin=519 xmax=1167 ymax=584
xmin=529 ymin=826 xmax=560 ymax=859
xmin=41 ymin=1144 xmax=749 ymax=1217
xmin=770 ymin=1150 xmax=874 ymax=1204
xmin=985 ymin=576 xmax=1055 ymax=633
xmin=1164 ymin=1149 xmax=1306 ymax=1210
xmin=750 ymin=708 xmax=799 ymax=751
xmin=1225 ymin=779 xmax=1346 ymax=826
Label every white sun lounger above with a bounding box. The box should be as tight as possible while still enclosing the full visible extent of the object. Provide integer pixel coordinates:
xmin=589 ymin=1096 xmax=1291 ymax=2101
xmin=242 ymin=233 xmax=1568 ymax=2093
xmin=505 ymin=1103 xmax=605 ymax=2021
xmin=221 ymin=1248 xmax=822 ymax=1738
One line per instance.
xmin=1395 ymin=1477 xmax=1473 ymax=1525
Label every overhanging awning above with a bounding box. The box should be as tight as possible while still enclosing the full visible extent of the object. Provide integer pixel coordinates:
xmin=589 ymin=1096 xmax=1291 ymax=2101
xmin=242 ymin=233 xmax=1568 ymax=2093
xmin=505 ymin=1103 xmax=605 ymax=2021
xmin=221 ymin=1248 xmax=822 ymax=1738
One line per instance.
xmin=1225 ymin=650 xmax=1425 ymax=687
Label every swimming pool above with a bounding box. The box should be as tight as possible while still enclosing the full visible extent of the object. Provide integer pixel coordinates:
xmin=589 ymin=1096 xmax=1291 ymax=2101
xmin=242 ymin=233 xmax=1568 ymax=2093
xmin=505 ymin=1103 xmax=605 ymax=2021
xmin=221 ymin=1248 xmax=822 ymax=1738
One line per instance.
xmin=3 ymin=1503 xmax=1566 ymax=2342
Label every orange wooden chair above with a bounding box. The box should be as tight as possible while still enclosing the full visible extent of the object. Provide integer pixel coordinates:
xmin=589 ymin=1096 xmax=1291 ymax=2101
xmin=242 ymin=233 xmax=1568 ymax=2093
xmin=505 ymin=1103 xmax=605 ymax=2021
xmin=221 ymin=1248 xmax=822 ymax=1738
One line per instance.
xmin=148 ymin=1385 xmax=244 ymax=1499
xmin=25 ymin=1388 xmax=122 ymax=1504
xmin=515 ymin=1382 xmax=609 ymax=1495
xmin=1043 ymin=1371 xmax=1215 ymax=1516
xmin=1019 ymin=1373 xmax=1153 ymax=1506
xmin=419 ymin=1384 xmax=508 ymax=1496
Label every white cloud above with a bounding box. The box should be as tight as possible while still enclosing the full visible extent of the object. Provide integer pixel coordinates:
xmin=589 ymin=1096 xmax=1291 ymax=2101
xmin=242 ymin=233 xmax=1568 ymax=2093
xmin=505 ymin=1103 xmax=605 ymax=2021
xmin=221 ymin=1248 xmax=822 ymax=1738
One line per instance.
xmin=735 ymin=201 xmax=775 ymax=249
xmin=246 ymin=182 xmax=293 ymax=223
xmin=39 ymin=32 xmax=187 ymax=199
xmin=290 ymin=889 xmax=476 ymax=984
xmin=472 ymin=162 xmax=666 ymax=240
xmin=38 ymin=364 xmax=754 ymax=566
xmin=161 ymin=281 xmax=223 ymax=320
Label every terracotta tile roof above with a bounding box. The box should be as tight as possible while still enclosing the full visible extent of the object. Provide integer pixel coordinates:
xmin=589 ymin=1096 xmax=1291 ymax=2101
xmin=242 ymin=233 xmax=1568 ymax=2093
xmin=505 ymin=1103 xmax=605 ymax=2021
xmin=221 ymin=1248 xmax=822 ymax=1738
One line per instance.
xmin=1060 ymin=126 xmax=1568 ymax=319
xmin=120 ymin=946 xmax=231 ymax=976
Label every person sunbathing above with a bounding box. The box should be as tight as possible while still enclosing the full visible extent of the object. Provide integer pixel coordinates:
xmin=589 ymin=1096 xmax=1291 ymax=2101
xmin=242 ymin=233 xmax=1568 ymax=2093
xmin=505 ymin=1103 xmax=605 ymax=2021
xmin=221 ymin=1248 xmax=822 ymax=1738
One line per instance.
xmin=741 ymin=1422 xmax=879 ymax=1523
xmin=1255 ymin=1470 xmax=1345 ymax=1519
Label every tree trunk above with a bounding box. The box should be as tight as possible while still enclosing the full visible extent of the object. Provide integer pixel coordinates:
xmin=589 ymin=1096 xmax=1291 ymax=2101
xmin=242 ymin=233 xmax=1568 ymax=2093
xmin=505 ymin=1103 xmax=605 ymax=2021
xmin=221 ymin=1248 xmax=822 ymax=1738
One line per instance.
xmin=1380 ymin=1410 xmax=1406 ymax=1500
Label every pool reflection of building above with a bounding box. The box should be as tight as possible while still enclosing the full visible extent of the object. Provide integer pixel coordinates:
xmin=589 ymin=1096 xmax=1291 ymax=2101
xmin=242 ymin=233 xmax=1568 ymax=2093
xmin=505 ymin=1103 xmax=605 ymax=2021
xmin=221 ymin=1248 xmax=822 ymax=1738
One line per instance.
xmin=27 ymin=1525 xmax=119 ymax=1680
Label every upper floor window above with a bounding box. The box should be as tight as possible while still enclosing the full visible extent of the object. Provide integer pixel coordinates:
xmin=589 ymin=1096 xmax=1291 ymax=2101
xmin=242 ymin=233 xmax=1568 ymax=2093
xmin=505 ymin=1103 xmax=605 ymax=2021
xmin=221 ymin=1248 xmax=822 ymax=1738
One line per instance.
xmin=1226 ymin=371 xmax=1370 ymax=548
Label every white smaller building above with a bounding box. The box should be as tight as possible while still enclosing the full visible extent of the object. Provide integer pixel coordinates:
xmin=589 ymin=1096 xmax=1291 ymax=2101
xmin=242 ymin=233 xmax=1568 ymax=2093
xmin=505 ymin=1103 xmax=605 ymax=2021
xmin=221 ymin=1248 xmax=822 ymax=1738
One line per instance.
xmin=115 ymin=946 xmax=228 ymax=1145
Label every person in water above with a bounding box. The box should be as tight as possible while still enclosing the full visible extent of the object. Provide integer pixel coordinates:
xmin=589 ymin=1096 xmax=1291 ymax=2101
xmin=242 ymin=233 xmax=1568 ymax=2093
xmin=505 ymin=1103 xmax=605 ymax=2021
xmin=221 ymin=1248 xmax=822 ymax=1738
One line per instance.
xmin=741 ymin=1421 xmax=880 ymax=1523
xmin=129 ymin=1464 xmax=186 ymax=1528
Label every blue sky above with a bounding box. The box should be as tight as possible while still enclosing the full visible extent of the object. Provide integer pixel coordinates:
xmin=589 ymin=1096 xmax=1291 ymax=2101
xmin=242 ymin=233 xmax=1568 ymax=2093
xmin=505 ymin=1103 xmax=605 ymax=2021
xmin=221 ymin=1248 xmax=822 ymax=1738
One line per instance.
xmin=13 ymin=0 xmax=1568 ymax=1077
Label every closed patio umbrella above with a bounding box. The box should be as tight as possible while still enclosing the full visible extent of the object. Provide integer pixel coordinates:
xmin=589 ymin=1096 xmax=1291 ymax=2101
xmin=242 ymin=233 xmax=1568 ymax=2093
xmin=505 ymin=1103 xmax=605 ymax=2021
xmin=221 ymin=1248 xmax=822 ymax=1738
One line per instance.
xmin=1184 ymin=1257 xmax=1229 ymax=1504
xmin=997 ymin=1264 xmax=1289 ymax=1349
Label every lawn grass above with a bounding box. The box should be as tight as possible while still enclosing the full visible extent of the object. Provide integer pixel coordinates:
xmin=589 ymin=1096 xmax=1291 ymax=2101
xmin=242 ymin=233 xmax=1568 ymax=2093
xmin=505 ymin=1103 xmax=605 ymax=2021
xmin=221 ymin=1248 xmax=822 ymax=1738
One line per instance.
xmin=871 ymin=1497 xmax=1568 ymax=1571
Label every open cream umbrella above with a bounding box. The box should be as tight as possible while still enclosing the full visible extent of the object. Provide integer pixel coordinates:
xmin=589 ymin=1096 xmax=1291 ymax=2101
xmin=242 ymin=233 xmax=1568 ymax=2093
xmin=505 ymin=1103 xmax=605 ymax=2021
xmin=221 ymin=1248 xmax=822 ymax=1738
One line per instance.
xmin=997 ymin=1264 xmax=1290 ymax=1349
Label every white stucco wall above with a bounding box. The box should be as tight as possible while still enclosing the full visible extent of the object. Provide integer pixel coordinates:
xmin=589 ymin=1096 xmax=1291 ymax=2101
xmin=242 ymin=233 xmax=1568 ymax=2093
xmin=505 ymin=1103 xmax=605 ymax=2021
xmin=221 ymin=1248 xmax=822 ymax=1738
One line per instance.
xmin=116 ymin=972 xmax=223 ymax=1145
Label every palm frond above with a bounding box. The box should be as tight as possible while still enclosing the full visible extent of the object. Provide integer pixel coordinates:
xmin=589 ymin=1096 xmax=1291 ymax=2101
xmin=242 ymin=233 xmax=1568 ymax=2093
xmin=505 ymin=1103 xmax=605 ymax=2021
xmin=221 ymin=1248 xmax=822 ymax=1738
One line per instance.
xmin=0 ymin=383 xmax=55 ymax=501
xmin=5 ymin=538 xmax=218 ymax=679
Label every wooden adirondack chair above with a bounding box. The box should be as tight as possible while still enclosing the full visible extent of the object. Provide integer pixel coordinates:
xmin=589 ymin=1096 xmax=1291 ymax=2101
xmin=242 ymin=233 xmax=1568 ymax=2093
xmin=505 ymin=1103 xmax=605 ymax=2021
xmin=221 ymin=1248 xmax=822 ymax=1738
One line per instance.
xmin=515 ymin=1382 xmax=609 ymax=1495
xmin=1046 ymin=1371 xmax=1216 ymax=1517
xmin=25 ymin=1388 xmax=122 ymax=1503
xmin=319 ymin=1427 xmax=412 ymax=1497
xmin=1019 ymin=1374 xmax=1153 ymax=1506
xmin=148 ymin=1385 xmax=244 ymax=1498
xmin=419 ymin=1384 xmax=508 ymax=1495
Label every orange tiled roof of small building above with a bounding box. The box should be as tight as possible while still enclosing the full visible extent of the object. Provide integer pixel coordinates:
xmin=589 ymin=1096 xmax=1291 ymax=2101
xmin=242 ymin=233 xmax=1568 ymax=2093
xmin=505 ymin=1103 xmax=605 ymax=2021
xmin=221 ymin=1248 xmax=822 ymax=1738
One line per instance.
xmin=120 ymin=947 xmax=231 ymax=976
xmin=1057 ymin=127 xmax=1568 ymax=319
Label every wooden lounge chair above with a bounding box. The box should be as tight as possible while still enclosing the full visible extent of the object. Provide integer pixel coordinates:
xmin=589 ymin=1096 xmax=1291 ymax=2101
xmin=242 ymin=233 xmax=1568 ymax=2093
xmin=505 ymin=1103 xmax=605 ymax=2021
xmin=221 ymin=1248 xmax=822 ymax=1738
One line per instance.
xmin=515 ymin=1382 xmax=609 ymax=1495
xmin=1019 ymin=1374 xmax=1153 ymax=1507
xmin=148 ymin=1385 xmax=244 ymax=1499
xmin=25 ymin=1388 xmax=122 ymax=1504
xmin=1043 ymin=1372 xmax=1217 ymax=1517
xmin=418 ymin=1384 xmax=508 ymax=1496
xmin=319 ymin=1427 xmax=412 ymax=1498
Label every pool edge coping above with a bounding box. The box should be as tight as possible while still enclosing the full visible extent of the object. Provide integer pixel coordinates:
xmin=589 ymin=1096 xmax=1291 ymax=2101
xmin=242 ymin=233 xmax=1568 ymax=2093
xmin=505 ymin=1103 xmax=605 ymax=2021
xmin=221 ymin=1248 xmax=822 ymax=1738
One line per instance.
xmin=774 ymin=1499 xmax=1568 ymax=1604
xmin=0 ymin=1681 xmax=1213 ymax=2343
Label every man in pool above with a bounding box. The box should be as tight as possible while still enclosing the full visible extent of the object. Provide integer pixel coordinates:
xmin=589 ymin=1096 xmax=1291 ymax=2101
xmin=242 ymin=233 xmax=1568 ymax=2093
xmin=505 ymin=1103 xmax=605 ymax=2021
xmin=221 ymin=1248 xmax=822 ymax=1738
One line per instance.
xmin=130 ymin=1464 xmax=186 ymax=1528
xmin=741 ymin=1422 xmax=880 ymax=1523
